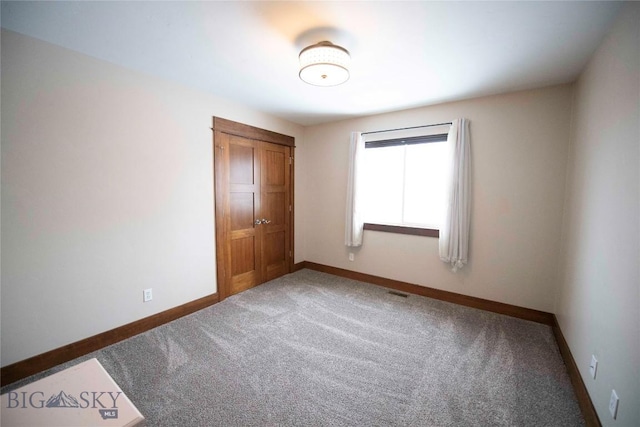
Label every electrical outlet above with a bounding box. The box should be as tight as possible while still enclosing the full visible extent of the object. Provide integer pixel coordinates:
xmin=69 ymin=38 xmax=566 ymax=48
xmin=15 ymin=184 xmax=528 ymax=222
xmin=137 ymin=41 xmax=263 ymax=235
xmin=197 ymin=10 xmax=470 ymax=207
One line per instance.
xmin=143 ymin=288 xmax=153 ymax=302
xmin=348 ymin=253 xmax=355 ymax=261
xmin=589 ymin=355 xmax=598 ymax=379
xmin=609 ymin=389 xmax=619 ymax=419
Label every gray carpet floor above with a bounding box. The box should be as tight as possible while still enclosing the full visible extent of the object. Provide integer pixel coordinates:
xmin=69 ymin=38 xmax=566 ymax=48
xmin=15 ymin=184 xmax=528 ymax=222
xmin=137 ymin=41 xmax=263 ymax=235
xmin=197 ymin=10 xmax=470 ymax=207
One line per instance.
xmin=2 ymin=269 xmax=584 ymax=426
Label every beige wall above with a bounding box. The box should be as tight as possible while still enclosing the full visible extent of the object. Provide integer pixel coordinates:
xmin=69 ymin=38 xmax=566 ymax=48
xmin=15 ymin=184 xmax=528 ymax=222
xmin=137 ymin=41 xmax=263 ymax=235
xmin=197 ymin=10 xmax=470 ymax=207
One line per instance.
xmin=0 ymin=30 xmax=304 ymax=366
xmin=303 ymin=85 xmax=572 ymax=312
xmin=556 ymin=3 xmax=640 ymax=426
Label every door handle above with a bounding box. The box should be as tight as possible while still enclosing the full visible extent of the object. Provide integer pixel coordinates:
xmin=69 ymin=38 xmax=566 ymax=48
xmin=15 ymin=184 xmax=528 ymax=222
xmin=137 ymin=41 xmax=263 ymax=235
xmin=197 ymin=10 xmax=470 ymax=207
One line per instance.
xmin=261 ymin=219 xmax=271 ymax=224
xmin=254 ymin=219 xmax=262 ymax=225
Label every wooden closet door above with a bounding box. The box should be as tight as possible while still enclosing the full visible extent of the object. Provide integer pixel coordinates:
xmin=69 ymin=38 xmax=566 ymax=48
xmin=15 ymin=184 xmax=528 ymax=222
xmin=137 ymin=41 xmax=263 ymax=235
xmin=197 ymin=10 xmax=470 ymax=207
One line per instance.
xmin=223 ymin=133 xmax=262 ymax=296
xmin=260 ymin=142 xmax=291 ymax=282
xmin=213 ymin=117 xmax=294 ymax=301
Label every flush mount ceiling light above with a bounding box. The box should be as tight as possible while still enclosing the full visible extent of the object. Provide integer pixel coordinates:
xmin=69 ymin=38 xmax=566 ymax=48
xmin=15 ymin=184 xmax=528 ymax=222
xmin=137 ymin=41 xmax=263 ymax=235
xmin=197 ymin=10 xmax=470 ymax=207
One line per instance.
xmin=299 ymin=41 xmax=350 ymax=87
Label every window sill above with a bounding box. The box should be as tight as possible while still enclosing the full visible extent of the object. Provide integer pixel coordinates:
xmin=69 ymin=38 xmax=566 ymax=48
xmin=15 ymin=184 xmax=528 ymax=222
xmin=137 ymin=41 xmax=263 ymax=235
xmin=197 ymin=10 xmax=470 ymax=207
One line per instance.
xmin=363 ymin=223 xmax=439 ymax=238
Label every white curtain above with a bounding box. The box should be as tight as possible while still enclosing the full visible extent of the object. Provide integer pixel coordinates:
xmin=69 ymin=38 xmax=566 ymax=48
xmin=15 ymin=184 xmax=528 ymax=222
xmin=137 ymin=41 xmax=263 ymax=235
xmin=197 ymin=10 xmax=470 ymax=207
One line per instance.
xmin=439 ymin=118 xmax=471 ymax=271
xmin=345 ymin=131 xmax=365 ymax=247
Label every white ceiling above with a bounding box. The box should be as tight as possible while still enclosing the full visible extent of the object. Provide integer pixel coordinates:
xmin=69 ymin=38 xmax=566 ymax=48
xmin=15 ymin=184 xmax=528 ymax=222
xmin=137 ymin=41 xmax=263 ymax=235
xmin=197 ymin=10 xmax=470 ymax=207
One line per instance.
xmin=1 ymin=1 xmax=622 ymax=126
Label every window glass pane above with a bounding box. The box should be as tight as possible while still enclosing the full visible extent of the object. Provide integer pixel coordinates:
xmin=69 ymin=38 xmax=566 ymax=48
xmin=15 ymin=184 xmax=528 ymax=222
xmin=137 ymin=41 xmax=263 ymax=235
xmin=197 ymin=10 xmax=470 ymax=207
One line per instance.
xmin=403 ymin=142 xmax=447 ymax=227
xmin=362 ymin=138 xmax=448 ymax=230
xmin=362 ymin=146 xmax=404 ymax=225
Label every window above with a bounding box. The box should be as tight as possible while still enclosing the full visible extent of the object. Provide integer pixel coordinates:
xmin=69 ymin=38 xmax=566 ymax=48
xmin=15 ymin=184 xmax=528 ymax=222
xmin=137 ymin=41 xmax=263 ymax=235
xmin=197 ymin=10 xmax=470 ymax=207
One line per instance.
xmin=361 ymin=133 xmax=448 ymax=236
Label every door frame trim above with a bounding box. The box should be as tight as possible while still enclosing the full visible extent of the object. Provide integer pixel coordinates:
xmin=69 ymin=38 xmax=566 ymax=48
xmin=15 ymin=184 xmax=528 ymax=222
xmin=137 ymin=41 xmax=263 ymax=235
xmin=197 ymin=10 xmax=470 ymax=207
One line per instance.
xmin=212 ymin=117 xmax=295 ymax=147
xmin=212 ymin=117 xmax=295 ymax=301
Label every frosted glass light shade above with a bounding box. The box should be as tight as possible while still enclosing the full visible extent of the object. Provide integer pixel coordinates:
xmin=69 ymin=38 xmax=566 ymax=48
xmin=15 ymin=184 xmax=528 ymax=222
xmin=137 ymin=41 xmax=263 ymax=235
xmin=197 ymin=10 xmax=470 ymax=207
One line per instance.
xmin=299 ymin=41 xmax=350 ymax=87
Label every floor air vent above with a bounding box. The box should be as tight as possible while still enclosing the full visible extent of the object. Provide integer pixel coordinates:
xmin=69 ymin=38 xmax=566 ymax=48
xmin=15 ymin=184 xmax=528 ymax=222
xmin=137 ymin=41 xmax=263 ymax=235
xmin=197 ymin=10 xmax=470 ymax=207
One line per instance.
xmin=388 ymin=290 xmax=408 ymax=298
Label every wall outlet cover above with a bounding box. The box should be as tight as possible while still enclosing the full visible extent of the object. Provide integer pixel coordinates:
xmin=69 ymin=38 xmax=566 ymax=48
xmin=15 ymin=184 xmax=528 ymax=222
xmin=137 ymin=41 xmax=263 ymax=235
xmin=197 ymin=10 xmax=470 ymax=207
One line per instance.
xmin=143 ymin=288 xmax=153 ymax=302
xmin=609 ymin=389 xmax=619 ymax=419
